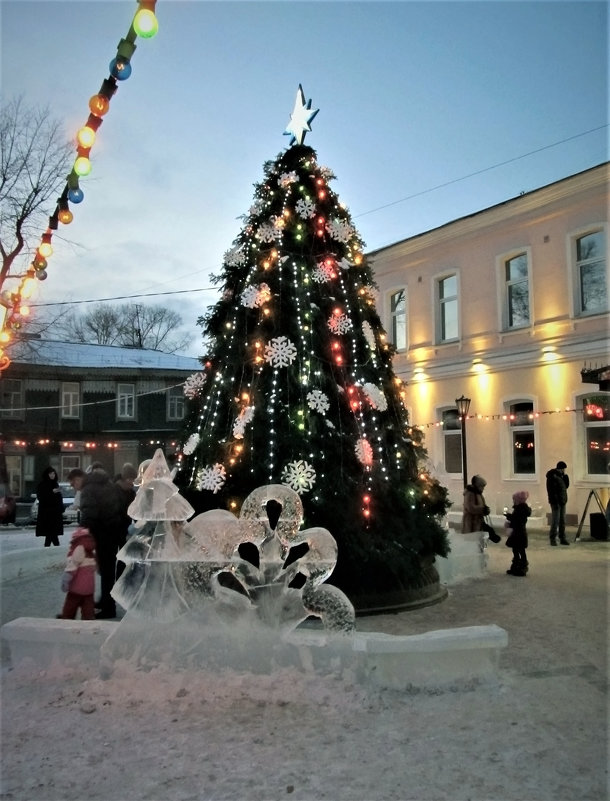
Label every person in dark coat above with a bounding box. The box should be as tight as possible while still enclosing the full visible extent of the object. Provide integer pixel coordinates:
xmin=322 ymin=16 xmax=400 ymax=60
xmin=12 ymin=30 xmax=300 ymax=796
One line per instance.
xmin=114 ymin=463 xmax=138 ymax=579
xmin=505 ymin=490 xmax=532 ymax=576
xmin=546 ymin=460 xmax=570 ymax=546
xmin=79 ymin=462 xmax=124 ymax=618
xmin=35 ymin=466 xmax=64 ymax=546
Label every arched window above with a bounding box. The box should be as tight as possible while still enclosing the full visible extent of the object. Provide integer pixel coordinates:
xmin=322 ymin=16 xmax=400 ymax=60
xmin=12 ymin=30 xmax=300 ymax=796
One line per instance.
xmin=507 ymin=400 xmax=535 ymax=475
xmin=581 ymin=393 xmax=610 ymax=476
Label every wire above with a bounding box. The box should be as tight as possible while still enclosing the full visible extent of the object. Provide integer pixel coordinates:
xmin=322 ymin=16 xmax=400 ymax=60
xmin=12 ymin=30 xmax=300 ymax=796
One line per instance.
xmin=31 ymin=286 xmax=217 ymax=308
xmin=354 ymin=124 xmax=608 ymax=218
xmin=8 ymin=381 xmax=188 ymax=414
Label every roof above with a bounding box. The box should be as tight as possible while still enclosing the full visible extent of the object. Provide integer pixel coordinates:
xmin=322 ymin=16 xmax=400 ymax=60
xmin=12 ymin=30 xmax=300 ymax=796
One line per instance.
xmin=9 ymin=340 xmax=202 ymax=371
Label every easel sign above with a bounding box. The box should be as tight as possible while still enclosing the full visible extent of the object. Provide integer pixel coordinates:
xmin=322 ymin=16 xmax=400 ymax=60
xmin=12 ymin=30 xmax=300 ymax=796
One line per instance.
xmin=575 ymin=490 xmax=609 ymax=541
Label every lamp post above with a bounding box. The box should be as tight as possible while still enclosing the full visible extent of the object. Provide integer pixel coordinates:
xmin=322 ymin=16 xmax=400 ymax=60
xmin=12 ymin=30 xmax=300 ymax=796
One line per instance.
xmin=455 ymin=395 xmax=471 ymax=489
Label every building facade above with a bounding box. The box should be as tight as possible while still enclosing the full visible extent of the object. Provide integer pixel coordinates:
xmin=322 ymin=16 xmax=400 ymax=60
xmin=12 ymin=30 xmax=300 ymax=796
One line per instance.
xmin=0 ymin=340 xmax=201 ymax=500
xmin=370 ymin=163 xmax=609 ymax=526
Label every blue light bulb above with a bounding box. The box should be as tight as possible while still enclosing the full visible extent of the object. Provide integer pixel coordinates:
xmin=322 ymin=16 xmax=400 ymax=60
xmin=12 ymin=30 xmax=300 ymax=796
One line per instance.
xmin=68 ymin=187 xmax=84 ymax=204
xmin=109 ymin=58 xmax=132 ymax=81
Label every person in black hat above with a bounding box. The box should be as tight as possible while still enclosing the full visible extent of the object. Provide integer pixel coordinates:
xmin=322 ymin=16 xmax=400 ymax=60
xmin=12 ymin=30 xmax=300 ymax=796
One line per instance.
xmin=545 ymin=460 xmax=570 ymax=546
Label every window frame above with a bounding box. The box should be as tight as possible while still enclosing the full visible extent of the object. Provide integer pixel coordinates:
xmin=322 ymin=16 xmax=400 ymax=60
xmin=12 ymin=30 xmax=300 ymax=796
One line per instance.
xmin=435 ymin=272 xmax=459 ymax=344
xmin=497 ymin=248 xmax=532 ymax=331
xmin=387 ymin=287 xmax=407 ymax=351
xmin=0 ymin=378 xmax=24 ymax=420
xmin=505 ymin=399 xmax=537 ymax=477
xmin=569 ymin=224 xmax=608 ymax=317
xmin=167 ymin=385 xmax=185 ymax=421
xmin=61 ymin=382 xmax=80 ymax=420
xmin=116 ymin=383 xmax=136 ymax=420
xmin=439 ymin=406 xmax=463 ymax=475
xmin=579 ymin=392 xmax=610 ymax=479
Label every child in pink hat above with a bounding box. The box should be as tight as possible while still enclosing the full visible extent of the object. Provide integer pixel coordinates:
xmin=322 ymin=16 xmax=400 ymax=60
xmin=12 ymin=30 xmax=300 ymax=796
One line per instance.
xmin=504 ymin=490 xmax=532 ymax=576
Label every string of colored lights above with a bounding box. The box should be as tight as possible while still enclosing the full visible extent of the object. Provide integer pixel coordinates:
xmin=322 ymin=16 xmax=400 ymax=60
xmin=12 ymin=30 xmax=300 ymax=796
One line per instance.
xmin=0 ymin=0 xmax=159 ymax=372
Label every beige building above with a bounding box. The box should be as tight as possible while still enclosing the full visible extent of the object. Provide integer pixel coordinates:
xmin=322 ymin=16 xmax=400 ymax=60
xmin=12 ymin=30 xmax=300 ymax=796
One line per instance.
xmin=370 ymin=162 xmax=609 ymax=529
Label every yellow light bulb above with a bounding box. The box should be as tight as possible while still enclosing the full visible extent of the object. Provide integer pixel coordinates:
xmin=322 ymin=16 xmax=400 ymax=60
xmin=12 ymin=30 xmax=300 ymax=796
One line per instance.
xmin=77 ymin=126 xmax=96 ymax=148
xmin=38 ymin=242 xmax=53 ymax=258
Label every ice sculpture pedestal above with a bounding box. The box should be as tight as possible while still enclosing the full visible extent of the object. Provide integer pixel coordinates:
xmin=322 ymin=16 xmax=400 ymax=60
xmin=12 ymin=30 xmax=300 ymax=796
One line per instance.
xmin=1 ymin=617 xmax=508 ymax=690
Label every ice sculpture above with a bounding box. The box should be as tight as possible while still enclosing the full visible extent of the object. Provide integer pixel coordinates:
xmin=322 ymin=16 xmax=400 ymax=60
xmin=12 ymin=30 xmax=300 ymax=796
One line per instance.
xmin=103 ymin=450 xmax=355 ymax=673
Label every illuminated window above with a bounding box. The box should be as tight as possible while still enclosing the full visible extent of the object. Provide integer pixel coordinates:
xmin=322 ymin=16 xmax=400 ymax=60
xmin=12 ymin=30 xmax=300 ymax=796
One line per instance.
xmin=0 ymin=379 xmax=23 ymax=420
xmin=441 ymin=408 xmax=462 ymax=474
xmin=504 ymin=252 xmax=530 ymax=328
xmin=574 ymin=229 xmax=607 ymax=315
xmin=167 ymin=385 xmax=185 ymax=421
xmin=61 ymin=382 xmax=80 ymax=419
xmin=508 ymin=401 xmax=535 ymax=475
xmin=389 ymin=289 xmax=407 ymax=350
xmin=581 ymin=394 xmax=610 ymax=476
xmin=117 ymin=383 xmax=135 ymax=419
xmin=436 ymin=274 xmax=458 ymax=343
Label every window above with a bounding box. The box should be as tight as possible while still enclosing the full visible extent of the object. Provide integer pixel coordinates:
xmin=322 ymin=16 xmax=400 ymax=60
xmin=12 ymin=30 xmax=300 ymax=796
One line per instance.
xmin=389 ymin=289 xmax=407 ymax=350
xmin=117 ymin=383 xmax=135 ymax=419
xmin=61 ymin=455 xmax=81 ymax=480
xmin=508 ymin=401 xmax=535 ymax=475
xmin=437 ymin=274 xmax=458 ymax=342
xmin=582 ymin=394 xmax=610 ymax=476
xmin=575 ymin=229 xmax=607 ymax=315
xmin=167 ymin=385 xmax=185 ymax=421
xmin=504 ymin=253 xmax=530 ymax=328
xmin=441 ymin=408 xmax=462 ymax=474
xmin=61 ymin=382 xmax=80 ymax=419
xmin=0 ymin=379 xmax=23 ymax=419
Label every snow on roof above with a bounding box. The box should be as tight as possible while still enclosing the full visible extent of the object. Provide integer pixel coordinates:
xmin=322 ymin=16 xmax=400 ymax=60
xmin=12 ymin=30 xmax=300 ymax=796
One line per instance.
xmin=10 ymin=340 xmax=202 ymax=371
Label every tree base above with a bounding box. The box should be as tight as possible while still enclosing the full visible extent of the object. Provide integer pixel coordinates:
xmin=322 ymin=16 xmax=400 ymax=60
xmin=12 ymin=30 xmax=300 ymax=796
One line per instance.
xmin=334 ymin=559 xmax=448 ymax=616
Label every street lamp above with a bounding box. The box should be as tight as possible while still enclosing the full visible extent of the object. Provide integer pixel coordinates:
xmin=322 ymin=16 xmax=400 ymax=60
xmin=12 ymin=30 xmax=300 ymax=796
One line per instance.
xmin=455 ymin=395 xmax=471 ymax=489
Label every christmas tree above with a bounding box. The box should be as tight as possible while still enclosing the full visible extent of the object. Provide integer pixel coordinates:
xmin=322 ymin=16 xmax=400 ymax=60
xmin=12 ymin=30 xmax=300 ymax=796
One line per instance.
xmin=177 ymin=86 xmax=450 ymax=608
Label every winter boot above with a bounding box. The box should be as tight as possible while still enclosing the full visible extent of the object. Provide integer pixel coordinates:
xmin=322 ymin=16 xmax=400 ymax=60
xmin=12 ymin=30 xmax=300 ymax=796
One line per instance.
xmin=559 ymin=537 xmax=570 ymax=546
xmin=550 ymin=537 xmax=557 ymax=546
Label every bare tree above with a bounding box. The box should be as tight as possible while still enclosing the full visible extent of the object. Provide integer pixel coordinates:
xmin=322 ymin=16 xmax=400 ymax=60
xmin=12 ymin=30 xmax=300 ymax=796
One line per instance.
xmin=0 ymin=97 xmax=73 ymax=290
xmin=54 ymin=302 xmax=192 ymax=353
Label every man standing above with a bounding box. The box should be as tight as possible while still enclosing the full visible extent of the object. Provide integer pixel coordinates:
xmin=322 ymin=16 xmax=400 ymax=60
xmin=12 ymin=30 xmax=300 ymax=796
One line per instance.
xmin=78 ymin=462 xmax=124 ymax=618
xmin=546 ymin=460 xmax=570 ymax=546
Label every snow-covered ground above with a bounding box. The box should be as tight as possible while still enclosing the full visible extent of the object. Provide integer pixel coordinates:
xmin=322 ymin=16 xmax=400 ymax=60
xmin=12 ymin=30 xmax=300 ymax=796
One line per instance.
xmin=1 ymin=528 xmax=607 ymax=801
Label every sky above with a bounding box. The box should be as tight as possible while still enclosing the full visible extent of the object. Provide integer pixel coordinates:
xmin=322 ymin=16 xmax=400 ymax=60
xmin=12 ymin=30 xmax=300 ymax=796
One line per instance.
xmin=1 ymin=0 xmax=607 ymax=357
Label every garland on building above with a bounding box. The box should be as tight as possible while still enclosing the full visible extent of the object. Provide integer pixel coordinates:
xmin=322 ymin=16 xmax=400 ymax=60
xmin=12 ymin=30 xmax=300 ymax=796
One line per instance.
xmin=0 ymin=1 xmax=159 ymax=372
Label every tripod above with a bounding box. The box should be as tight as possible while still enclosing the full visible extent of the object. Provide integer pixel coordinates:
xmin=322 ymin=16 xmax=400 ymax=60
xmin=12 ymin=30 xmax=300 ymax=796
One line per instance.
xmin=575 ymin=490 xmax=608 ymax=541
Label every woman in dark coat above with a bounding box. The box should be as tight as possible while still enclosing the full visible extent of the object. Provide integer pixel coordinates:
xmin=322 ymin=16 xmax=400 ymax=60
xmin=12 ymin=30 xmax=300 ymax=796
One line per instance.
xmin=35 ymin=466 xmax=64 ymax=546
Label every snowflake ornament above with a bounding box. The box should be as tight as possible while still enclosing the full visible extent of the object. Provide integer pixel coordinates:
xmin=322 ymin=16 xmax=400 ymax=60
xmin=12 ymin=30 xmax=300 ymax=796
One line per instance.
xmin=326 ymin=218 xmax=353 ymax=244
xmin=307 ymin=389 xmax=330 ymax=414
xmin=241 ymin=282 xmax=271 ymax=309
xmin=265 ymin=336 xmax=297 ymax=367
xmin=339 ymin=258 xmax=352 ymax=271
xmin=278 ymin=171 xmax=298 ymax=188
xmin=355 ymin=438 xmax=374 ymax=466
xmin=183 ymin=372 xmax=206 ymax=399
xmin=257 ymin=222 xmax=279 ymax=243
xmin=312 ymin=259 xmax=336 ymax=283
xmin=295 ymin=197 xmax=316 ymax=219
xmin=319 ymin=166 xmax=333 ymax=180
xmin=196 ymin=463 xmax=227 ymax=494
xmin=224 ymin=246 xmax=246 ymax=267
xmin=281 ymin=460 xmax=316 ymax=494
xmin=182 ymin=432 xmax=200 ymax=456
xmin=362 ymin=321 xmax=376 ymax=350
xmin=327 ymin=312 xmax=353 ymax=335
xmin=362 ymin=383 xmax=388 ymax=411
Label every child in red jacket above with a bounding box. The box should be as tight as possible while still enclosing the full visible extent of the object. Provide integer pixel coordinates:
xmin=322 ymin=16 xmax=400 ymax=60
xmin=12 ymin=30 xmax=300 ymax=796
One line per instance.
xmin=58 ymin=527 xmax=97 ymax=619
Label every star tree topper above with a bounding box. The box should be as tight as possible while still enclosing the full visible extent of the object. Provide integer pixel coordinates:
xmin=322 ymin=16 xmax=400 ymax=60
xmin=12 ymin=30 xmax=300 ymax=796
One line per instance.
xmin=284 ymin=84 xmax=319 ymax=146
